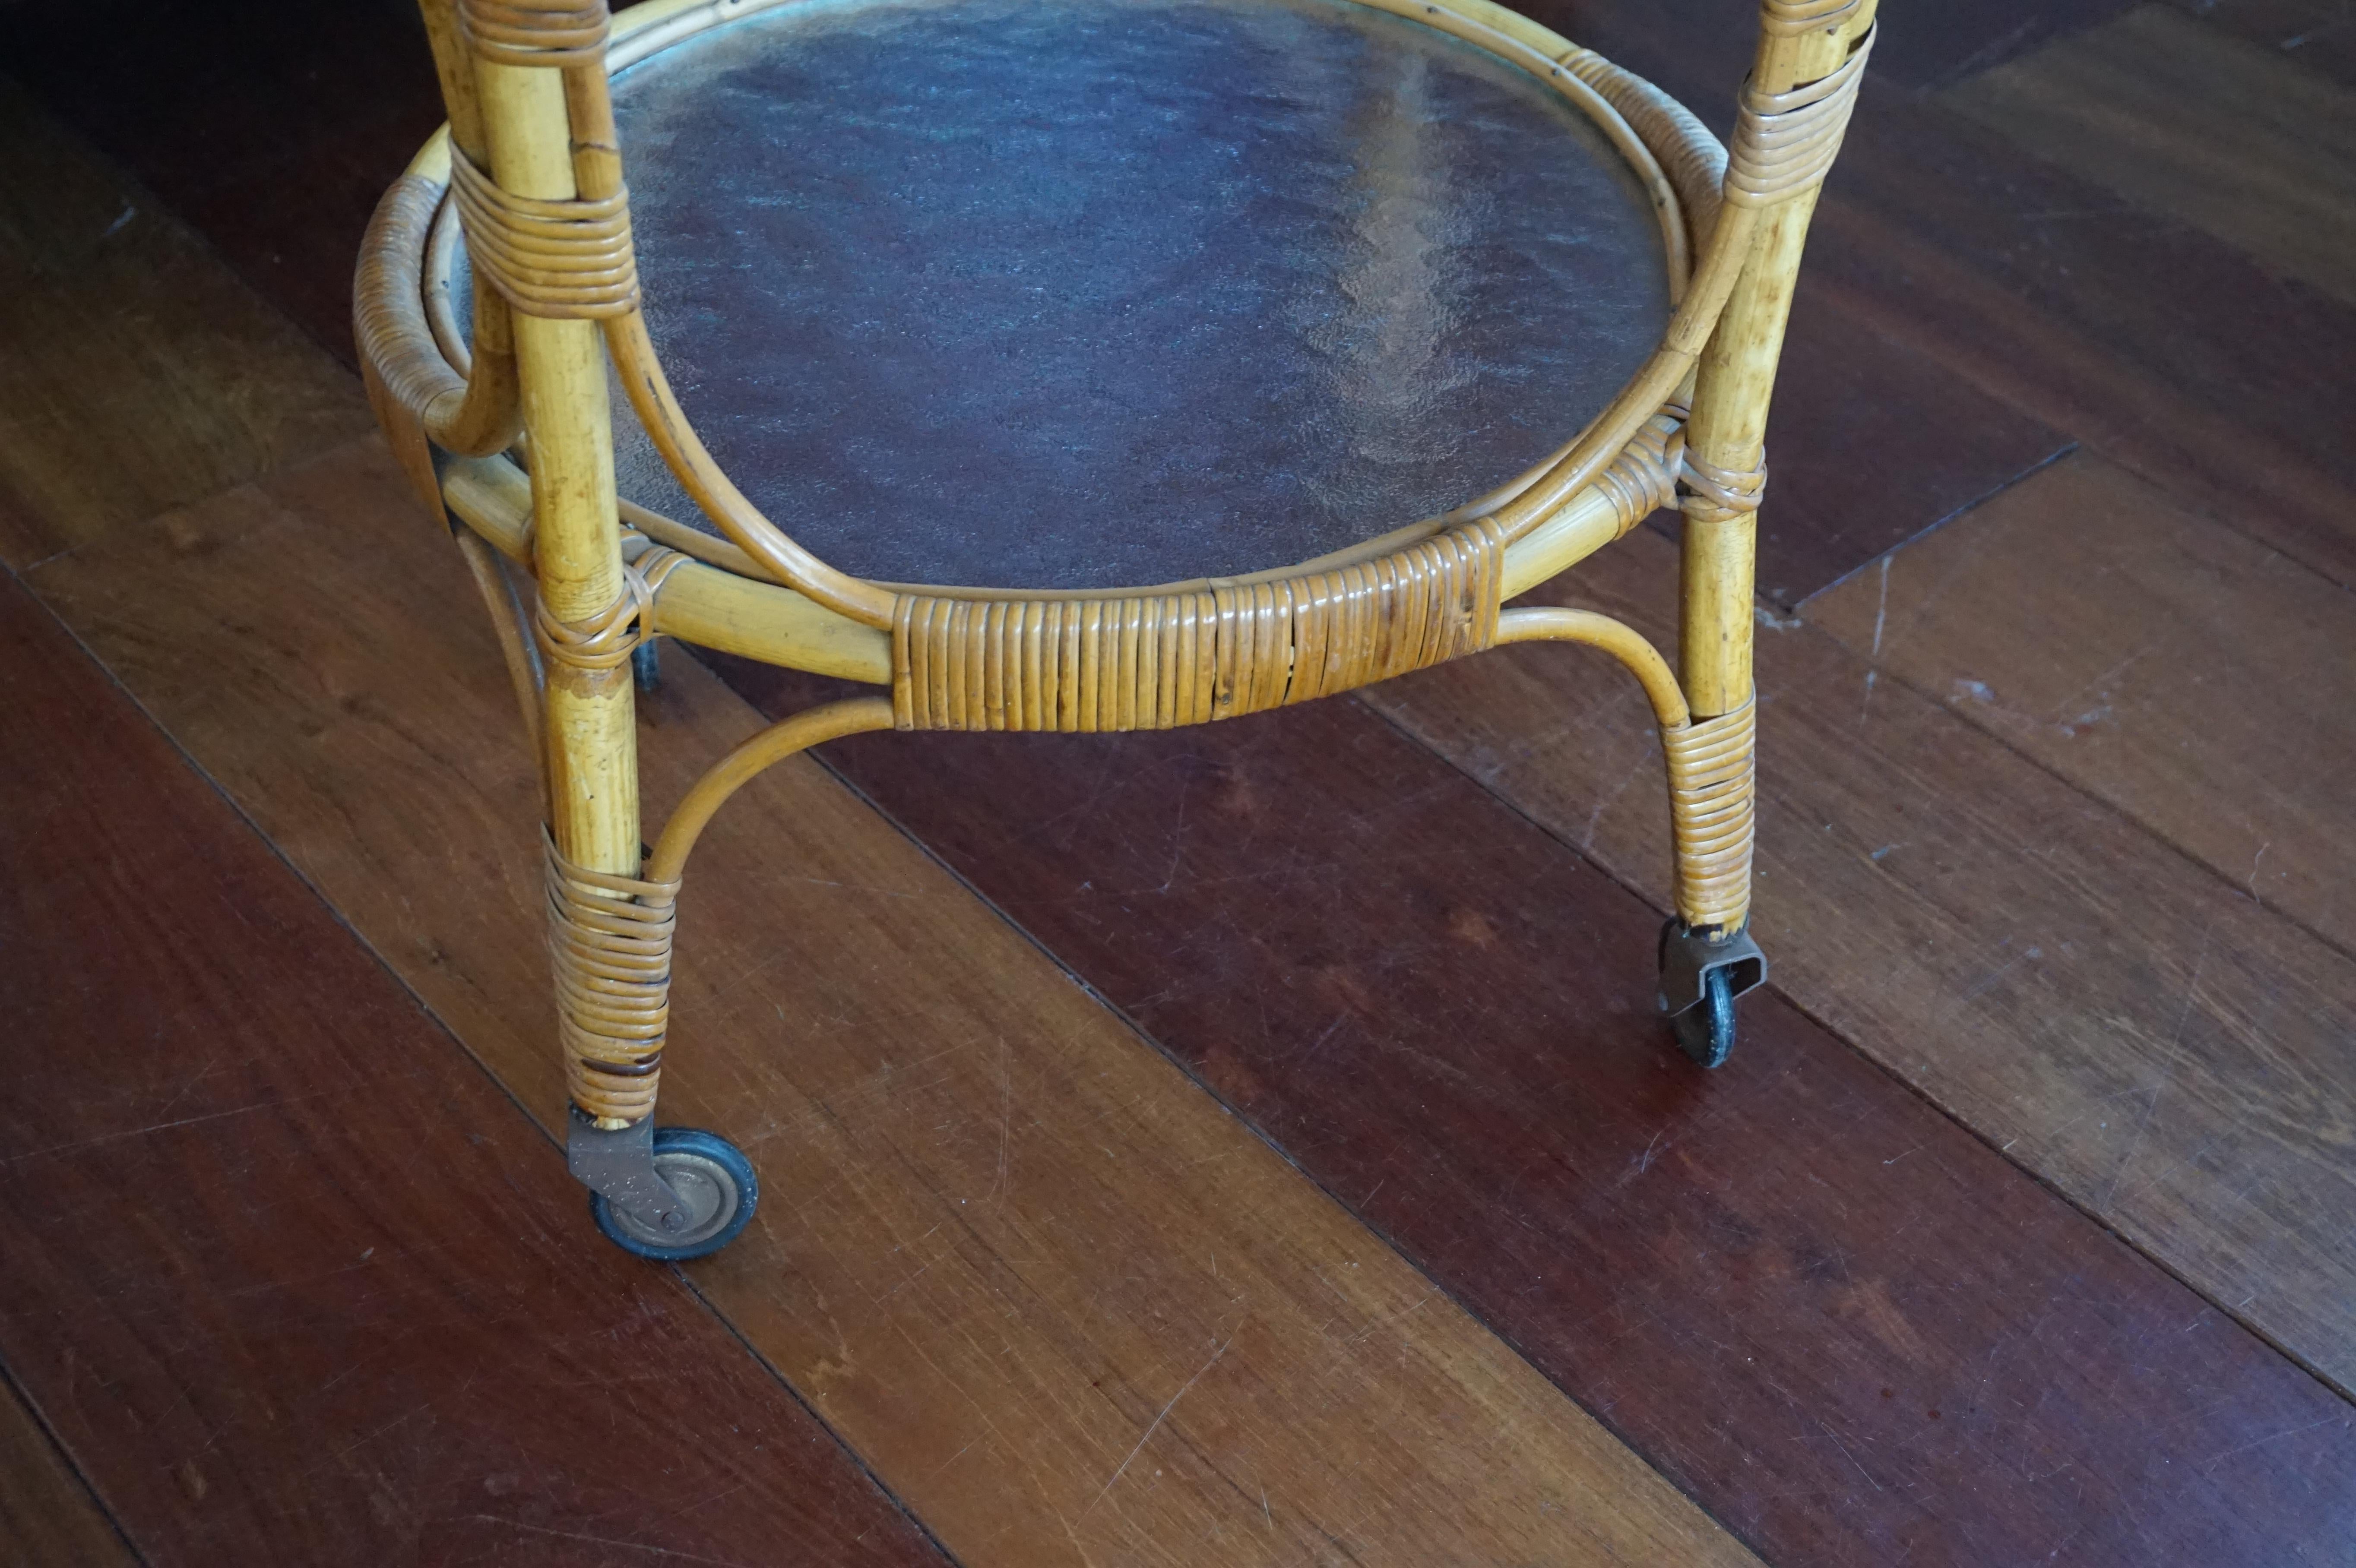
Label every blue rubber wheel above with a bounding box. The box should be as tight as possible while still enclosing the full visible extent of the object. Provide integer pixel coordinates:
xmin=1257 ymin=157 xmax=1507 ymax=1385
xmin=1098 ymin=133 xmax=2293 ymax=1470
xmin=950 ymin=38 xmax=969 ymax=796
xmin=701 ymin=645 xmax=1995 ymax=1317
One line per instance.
xmin=589 ymin=1127 xmax=759 ymax=1261
xmin=1669 ymin=966 xmax=1737 ymax=1070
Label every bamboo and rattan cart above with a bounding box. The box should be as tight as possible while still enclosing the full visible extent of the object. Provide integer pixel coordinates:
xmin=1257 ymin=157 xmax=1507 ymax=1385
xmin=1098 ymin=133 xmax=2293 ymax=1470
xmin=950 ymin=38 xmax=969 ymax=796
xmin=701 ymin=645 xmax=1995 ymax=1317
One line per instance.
xmin=357 ymin=0 xmax=1875 ymax=1258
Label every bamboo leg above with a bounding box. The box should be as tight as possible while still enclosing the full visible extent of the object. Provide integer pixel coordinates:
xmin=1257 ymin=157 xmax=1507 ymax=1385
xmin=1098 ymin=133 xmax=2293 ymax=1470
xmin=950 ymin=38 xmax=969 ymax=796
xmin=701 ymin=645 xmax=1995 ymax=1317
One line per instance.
xmin=476 ymin=60 xmax=651 ymax=1140
xmin=1650 ymin=2 xmax=1873 ymax=1059
xmin=1671 ymin=5 xmax=1863 ymax=938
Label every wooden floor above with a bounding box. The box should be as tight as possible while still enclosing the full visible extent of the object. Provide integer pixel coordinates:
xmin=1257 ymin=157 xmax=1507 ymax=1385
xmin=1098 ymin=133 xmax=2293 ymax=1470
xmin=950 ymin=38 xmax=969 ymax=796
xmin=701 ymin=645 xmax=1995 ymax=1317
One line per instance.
xmin=3 ymin=2 xmax=2354 ymax=1563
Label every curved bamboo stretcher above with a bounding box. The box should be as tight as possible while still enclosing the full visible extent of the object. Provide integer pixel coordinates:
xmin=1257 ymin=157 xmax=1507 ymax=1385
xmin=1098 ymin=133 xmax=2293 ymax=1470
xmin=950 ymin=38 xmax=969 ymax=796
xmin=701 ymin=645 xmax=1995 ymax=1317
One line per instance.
xmin=356 ymin=0 xmax=1876 ymax=1249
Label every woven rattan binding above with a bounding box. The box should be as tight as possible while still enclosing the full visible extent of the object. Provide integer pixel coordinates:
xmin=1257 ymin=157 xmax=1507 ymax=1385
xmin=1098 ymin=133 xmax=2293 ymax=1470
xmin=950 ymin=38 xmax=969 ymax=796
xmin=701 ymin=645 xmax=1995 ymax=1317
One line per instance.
xmin=449 ymin=148 xmax=639 ymax=319
xmin=1663 ymin=697 xmax=1757 ymax=930
xmin=1759 ymin=0 xmax=1866 ymax=35
xmin=1677 ymin=449 xmax=1767 ymax=526
xmin=1561 ymin=53 xmax=1728 ymax=247
xmin=545 ymin=832 xmax=679 ymax=1124
xmin=460 ymin=0 xmax=610 ymax=67
xmin=532 ymin=547 xmax=684 ymax=673
xmin=893 ymin=519 xmax=1507 ymax=732
xmin=1725 ymin=20 xmax=1874 ymax=209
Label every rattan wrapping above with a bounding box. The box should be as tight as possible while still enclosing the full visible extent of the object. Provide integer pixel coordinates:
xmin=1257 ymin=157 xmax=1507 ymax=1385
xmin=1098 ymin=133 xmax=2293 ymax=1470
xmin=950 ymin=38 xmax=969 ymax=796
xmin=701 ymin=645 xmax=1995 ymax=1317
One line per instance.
xmin=461 ymin=0 xmax=611 ymax=68
xmin=1759 ymin=0 xmax=1865 ymax=35
xmin=545 ymin=833 xmax=679 ymax=1124
xmin=1563 ymin=53 xmax=1727 ymax=247
xmin=1677 ymin=449 xmax=1767 ymax=526
xmin=1724 ymin=22 xmax=1874 ymax=209
xmin=892 ymin=520 xmax=1506 ymax=732
xmin=1663 ymin=697 xmax=1757 ymax=930
xmin=450 ymin=148 xmax=640 ymax=319
xmin=1595 ymin=414 xmax=1685 ymax=536
xmin=532 ymin=548 xmax=683 ymax=673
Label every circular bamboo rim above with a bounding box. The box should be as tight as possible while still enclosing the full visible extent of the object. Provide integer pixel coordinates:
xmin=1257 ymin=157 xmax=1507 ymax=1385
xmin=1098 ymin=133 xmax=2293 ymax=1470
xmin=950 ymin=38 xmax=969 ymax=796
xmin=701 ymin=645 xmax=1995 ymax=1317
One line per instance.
xmin=405 ymin=0 xmax=1728 ymax=604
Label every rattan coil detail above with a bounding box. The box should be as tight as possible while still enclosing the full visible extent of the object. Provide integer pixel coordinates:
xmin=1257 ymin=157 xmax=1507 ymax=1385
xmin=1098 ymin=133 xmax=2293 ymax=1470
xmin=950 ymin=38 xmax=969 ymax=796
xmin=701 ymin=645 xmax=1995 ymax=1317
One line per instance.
xmin=1760 ymin=0 xmax=1865 ymax=36
xmin=533 ymin=547 xmax=684 ymax=672
xmin=1561 ymin=52 xmax=1727 ymax=247
xmin=357 ymin=175 xmax=469 ymax=424
xmin=1663 ymin=697 xmax=1757 ymax=930
xmin=893 ymin=520 xmax=1506 ymax=732
xmin=546 ymin=832 xmax=680 ymax=1125
xmin=450 ymin=147 xmax=639 ymax=318
xmin=1594 ymin=413 xmax=1685 ymax=535
xmin=1724 ymin=22 xmax=1873 ymax=209
xmin=461 ymin=0 xmax=611 ymax=67
xmin=1677 ymin=449 xmax=1767 ymax=526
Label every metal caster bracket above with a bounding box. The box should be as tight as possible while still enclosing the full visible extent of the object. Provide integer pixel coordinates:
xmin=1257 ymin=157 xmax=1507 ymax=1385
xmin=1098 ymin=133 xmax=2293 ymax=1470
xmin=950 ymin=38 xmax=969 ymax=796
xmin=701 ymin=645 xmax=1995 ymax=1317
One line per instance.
xmin=567 ymin=1107 xmax=695 ymax=1237
xmin=1658 ymin=920 xmax=1768 ymax=1019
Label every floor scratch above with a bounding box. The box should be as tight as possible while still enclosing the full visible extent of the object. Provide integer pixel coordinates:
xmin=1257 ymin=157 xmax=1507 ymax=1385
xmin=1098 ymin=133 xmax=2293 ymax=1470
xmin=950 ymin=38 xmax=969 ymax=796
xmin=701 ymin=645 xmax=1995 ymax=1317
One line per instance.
xmin=1080 ymin=1335 xmax=1235 ymax=1519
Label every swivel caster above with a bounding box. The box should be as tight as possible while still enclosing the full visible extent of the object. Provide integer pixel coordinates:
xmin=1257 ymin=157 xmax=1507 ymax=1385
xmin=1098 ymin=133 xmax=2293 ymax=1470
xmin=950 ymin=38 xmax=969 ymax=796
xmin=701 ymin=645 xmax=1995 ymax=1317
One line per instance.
xmin=1670 ymin=965 xmax=1738 ymax=1068
xmin=1658 ymin=920 xmax=1767 ymax=1070
xmin=589 ymin=1127 xmax=757 ymax=1260
xmin=570 ymin=1111 xmax=758 ymax=1261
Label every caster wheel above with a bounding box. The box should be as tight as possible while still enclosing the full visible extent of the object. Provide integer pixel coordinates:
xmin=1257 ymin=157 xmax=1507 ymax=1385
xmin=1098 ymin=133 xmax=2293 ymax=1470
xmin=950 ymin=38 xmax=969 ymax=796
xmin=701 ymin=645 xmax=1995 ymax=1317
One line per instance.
xmin=590 ymin=1127 xmax=758 ymax=1261
xmin=1669 ymin=965 xmax=1737 ymax=1069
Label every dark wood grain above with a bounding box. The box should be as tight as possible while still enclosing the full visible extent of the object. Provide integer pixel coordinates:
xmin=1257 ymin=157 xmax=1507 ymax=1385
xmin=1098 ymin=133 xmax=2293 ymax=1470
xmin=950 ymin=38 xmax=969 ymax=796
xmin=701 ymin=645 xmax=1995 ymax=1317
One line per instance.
xmin=716 ymin=651 xmax=2356 ymax=1566
xmin=1803 ymin=87 xmax=2356 ymax=594
xmin=0 ymin=1373 xmax=134 ymax=1568
xmin=35 ymin=436 xmax=1764 ymax=1568
xmin=0 ymin=567 xmax=950 ymax=1568
xmin=1365 ymin=521 xmax=2356 ymax=1401
xmin=0 ymin=81 xmax=371 ymax=566
xmin=1 ymin=0 xmax=443 ymax=364
xmin=1694 ymin=287 xmax=2070 ymax=608
xmin=2166 ymin=0 xmax=2356 ymax=89
xmin=1948 ymin=6 xmax=2356 ymax=307
xmin=1807 ymin=449 xmax=2356 ymax=955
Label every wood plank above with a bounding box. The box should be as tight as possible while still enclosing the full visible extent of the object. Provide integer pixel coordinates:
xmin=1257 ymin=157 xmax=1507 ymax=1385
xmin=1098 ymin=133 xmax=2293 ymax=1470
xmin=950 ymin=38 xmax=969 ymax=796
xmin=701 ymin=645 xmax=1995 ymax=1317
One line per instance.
xmin=1802 ymin=88 xmax=2356 ymax=596
xmin=1358 ymin=521 xmax=2356 ymax=1401
xmin=1948 ymin=6 xmax=2356 ymax=308
xmin=0 ymin=80 xmax=372 ymax=566
xmin=1804 ymin=449 xmax=2356 ymax=953
xmin=2 ymin=0 xmax=445 ymax=363
xmin=710 ymin=681 xmax=2356 ymax=1551
xmin=32 ymin=434 xmax=1762 ymax=1568
xmin=0 ymin=1374 xmax=134 ymax=1568
xmin=0 ymin=568 xmax=948 ymax=1568
xmin=2163 ymin=0 xmax=2356 ymax=89
xmin=1703 ymin=288 xmax=2070 ymax=608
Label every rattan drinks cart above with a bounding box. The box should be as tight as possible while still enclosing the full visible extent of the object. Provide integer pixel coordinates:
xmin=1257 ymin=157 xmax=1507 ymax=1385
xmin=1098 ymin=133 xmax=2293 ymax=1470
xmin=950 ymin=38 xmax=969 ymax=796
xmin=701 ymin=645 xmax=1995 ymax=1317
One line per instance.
xmin=356 ymin=0 xmax=1876 ymax=1258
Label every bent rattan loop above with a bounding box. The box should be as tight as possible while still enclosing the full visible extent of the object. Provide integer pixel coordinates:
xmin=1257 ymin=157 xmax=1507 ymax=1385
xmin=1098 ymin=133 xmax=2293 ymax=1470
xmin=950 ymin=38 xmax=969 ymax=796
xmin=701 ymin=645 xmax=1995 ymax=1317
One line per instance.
xmin=449 ymin=146 xmax=639 ymax=318
xmin=1662 ymin=697 xmax=1757 ymax=930
xmin=545 ymin=830 xmax=680 ymax=1125
xmin=1677 ymin=449 xmax=1767 ymax=525
xmin=1723 ymin=23 xmax=1874 ymax=209
xmin=533 ymin=548 xmax=684 ymax=673
xmin=358 ymin=176 xmax=467 ymax=428
xmin=461 ymin=0 xmax=610 ymax=68
xmin=893 ymin=519 xmax=1507 ymax=733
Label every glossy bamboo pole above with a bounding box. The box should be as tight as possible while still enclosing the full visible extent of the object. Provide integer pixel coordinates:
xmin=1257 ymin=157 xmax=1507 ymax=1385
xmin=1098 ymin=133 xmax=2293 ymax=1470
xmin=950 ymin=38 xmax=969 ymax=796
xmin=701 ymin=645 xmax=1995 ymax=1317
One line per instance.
xmin=476 ymin=59 xmax=643 ymax=879
xmin=1678 ymin=1 xmax=1873 ymax=718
